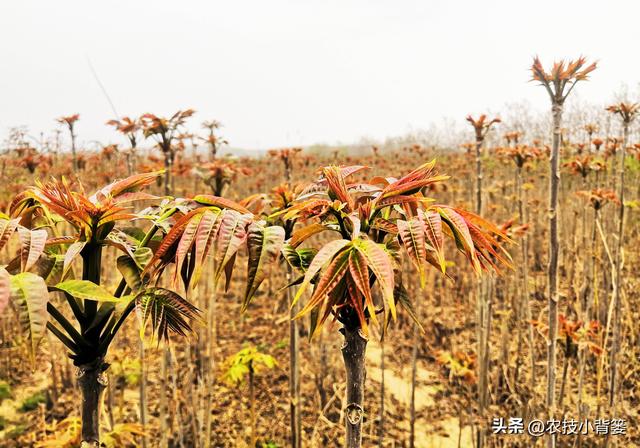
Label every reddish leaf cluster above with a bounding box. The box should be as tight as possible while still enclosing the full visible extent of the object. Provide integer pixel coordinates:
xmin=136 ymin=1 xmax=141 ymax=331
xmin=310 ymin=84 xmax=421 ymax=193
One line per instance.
xmin=576 ymin=188 xmax=619 ymax=210
xmin=284 ymin=161 xmax=511 ymax=337
xmin=606 ymin=102 xmax=640 ymax=124
xmin=530 ymin=57 xmax=597 ymax=103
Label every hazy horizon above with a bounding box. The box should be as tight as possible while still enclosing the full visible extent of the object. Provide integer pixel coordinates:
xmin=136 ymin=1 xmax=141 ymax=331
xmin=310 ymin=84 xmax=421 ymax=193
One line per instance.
xmin=1 ymin=1 xmax=638 ymax=151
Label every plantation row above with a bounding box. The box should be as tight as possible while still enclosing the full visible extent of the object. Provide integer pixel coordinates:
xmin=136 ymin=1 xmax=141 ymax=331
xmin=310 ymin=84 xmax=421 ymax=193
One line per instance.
xmin=0 ymin=57 xmax=638 ymax=448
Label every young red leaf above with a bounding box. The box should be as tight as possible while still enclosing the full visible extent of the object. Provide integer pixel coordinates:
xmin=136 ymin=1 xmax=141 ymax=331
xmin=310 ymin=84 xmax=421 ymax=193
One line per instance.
xmin=421 ymin=209 xmax=446 ymax=273
xmin=295 ymin=248 xmax=351 ymax=319
xmin=348 ymin=249 xmax=378 ymax=328
xmin=354 ymin=238 xmax=396 ymax=320
xmin=397 ymin=217 xmax=427 ymax=288
xmin=437 ymin=207 xmax=480 ymax=273
xmin=212 ymin=211 xmax=252 ymax=285
xmin=191 ymin=210 xmax=222 ymax=286
xmin=291 ymin=239 xmax=351 ymax=309
xmin=243 ymin=222 xmax=285 ymax=311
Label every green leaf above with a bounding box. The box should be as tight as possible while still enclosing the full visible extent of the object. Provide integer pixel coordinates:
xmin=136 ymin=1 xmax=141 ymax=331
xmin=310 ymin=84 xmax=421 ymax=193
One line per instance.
xmin=395 ymin=282 xmax=424 ymax=333
xmin=132 ymin=247 xmax=153 ymax=270
xmin=42 ymin=254 xmax=65 ymax=285
xmin=117 ymin=256 xmax=144 ymax=292
xmin=54 ymin=280 xmax=120 ymax=302
xmin=120 ymin=226 xmax=147 ymax=243
xmin=10 ymin=272 xmax=49 ymax=363
xmin=136 ymin=288 xmax=200 ymax=343
xmin=308 ymin=307 xmax=320 ymax=341
xmin=279 ymin=273 xmax=304 ymax=291
xmin=221 ymin=346 xmax=277 ymax=386
xmin=282 ymin=245 xmax=317 ymax=272
xmin=243 ymin=222 xmax=285 ymax=312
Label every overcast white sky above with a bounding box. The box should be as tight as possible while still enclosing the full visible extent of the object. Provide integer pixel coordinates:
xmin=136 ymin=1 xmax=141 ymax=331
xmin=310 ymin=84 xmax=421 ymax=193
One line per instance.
xmin=0 ymin=1 xmax=637 ymax=149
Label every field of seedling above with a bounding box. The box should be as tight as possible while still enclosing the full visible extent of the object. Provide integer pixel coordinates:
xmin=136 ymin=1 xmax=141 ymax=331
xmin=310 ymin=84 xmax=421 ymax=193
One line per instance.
xmin=0 ymin=56 xmax=639 ymax=448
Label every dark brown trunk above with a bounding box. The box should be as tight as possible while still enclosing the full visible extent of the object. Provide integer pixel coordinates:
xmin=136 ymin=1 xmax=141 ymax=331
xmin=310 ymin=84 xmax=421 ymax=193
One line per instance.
xmin=78 ymin=360 xmax=108 ymax=446
xmin=341 ymin=325 xmax=368 ymax=448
